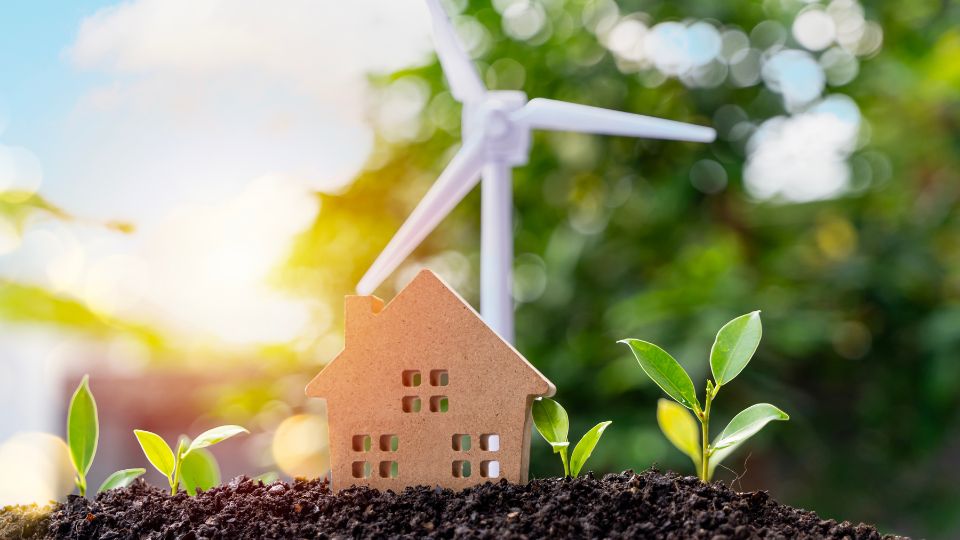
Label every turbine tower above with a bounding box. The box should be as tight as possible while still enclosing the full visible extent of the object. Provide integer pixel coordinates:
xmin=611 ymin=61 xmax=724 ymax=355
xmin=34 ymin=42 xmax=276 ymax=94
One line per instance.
xmin=357 ymin=0 xmax=716 ymax=344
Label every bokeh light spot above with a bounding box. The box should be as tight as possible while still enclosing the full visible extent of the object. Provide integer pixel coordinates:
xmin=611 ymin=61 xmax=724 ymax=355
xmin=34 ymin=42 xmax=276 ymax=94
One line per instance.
xmin=502 ymin=1 xmax=547 ymax=42
xmin=272 ymin=414 xmax=330 ymax=479
xmin=605 ymin=18 xmax=648 ymax=63
xmin=793 ymin=7 xmax=836 ymax=51
xmin=820 ymin=47 xmax=859 ymax=86
xmin=762 ymin=49 xmax=826 ymax=108
xmin=690 ymin=160 xmax=729 ymax=194
xmin=0 ymin=433 xmax=74 ymax=506
xmin=0 ymin=216 xmax=20 ymax=255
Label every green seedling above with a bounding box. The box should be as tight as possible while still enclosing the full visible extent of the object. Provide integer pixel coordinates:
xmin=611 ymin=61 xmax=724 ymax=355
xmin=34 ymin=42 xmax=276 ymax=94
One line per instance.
xmin=67 ymin=375 xmax=149 ymax=495
xmin=620 ymin=311 xmax=789 ymax=482
xmin=67 ymin=376 xmax=98 ymax=496
xmin=532 ymin=397 xmax=611 ymax=478
xmin=134 ymin=425 xmax=247 ymax=495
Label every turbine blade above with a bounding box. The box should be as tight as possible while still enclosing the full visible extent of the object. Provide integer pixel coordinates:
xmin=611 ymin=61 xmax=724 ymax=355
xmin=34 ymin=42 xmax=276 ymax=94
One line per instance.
xmin=425 ymin=0 xmax=485 ymax=103
xmin=357 ymin=137 xmax=486 ymax=295
xmin=513 ymin=98 xmax=716 ymax=143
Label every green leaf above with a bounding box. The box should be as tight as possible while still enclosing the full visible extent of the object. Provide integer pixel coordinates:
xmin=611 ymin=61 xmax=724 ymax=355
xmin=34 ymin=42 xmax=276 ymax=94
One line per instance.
xmin=569 ymin=421 xmax=612 ymax=478
xmin=709 ymin=311 xmax=762 ymax=386
xmin=134 ymin=430 xmax=176 ymax=478
xmin=656 ymin=399 xmax=700 ymax=469
xmin=619 ymin=339 xmax=700 ymax=410
xmin=185 ymin=425 xmax=249 ymax=456
xmin=98 ymin=468 xmax=146 ymax=493
xmin=180 ymin=448 xmax=221 ymax=496
xmin=712 ymin=403 xmax=789 ymax=450
xmin=707 ymin=441 xmax=744 ymax=480
xmin=532 ymin=398 xmax=569 ymax=449
xmin=67 ymin=375 xmax=99 ymax=479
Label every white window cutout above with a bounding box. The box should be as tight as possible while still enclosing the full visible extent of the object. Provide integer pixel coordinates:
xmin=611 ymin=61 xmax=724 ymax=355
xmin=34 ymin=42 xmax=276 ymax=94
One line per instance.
xmin=480 ymin=433 xmax=500 ymax=452
xmin=481 ymin=460 xmax=500 ymax=478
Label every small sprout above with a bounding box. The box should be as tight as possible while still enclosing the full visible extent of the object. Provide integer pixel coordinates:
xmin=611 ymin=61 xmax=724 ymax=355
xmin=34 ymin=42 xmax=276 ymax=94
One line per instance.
xmin=66 ymin=376 xmax=146 ymax=496
xmin=532 ymin=397 xmax=611 ymax=478
xmin=98 ymin=468 xmax=146 ymax=493
xmin=134 ymin=425 xmax=247 ymax=495
xmin=67 ymin=375 xmax=99 ymax=497
xmin=621 ymin=311 xmax=789 ymax=482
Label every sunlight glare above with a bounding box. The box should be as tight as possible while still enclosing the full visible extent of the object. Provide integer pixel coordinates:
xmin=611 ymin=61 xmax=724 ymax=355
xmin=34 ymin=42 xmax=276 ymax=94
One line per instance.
xmin=0 ymin=433 xmax=74 ymax=506
xmin=0 ymin=216 xmax=20 ymax=255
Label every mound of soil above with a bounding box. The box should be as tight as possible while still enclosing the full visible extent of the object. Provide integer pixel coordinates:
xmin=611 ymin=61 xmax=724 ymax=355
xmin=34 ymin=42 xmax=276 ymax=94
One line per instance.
xmin=1 ymin=470 xmax=904 ymax=539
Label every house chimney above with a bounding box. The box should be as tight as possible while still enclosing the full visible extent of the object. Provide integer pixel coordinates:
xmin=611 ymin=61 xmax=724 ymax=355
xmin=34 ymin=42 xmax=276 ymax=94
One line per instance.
xmin=344 ymin=295 xmax=384 ymax=347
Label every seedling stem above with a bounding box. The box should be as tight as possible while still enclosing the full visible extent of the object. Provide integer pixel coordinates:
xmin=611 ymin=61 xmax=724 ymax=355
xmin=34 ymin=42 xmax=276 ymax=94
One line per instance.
xmin=697 ymin=381 xmax=716 ymax=481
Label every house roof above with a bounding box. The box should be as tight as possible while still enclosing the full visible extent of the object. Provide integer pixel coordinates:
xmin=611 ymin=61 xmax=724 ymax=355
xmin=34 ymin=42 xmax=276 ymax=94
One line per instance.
xmin=305 ymin=268 xmax=554 ymax=399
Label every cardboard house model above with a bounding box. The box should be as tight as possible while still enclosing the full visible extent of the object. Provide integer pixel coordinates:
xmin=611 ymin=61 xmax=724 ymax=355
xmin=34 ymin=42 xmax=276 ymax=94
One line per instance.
xmin=305 ymin=269 xmax=555 ymax=490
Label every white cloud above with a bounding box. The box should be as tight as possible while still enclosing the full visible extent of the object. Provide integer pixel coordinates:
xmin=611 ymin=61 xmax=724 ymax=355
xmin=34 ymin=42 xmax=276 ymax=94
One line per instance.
xmin=53 ymin=0 xmax=433 ymax=221
xmin=69 ymin=0 xmax=432 ymax=105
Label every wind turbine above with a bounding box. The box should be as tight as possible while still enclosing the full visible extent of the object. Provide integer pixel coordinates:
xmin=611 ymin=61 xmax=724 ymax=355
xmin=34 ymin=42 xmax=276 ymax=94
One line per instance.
xmin=357 ymin=0 xmax=716 ymax=344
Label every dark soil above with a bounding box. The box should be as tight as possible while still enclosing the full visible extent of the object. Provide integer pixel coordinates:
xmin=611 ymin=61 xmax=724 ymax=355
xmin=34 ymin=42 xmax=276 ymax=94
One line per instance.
xmin=0 ymin=470 xmax=906 ymax=539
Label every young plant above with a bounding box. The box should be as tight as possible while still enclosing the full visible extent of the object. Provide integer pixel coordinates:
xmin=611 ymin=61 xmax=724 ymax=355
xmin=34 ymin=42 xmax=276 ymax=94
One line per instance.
xmin=67 ymin=375 xmax=148 ymax=495
xmin=134 ymin=425 xmax=247 ymax=495
xmin=532 ymin=397 xmax=611 ymax=478
xmin=620 ymin=311 xmax=789 ymax=482
xmin=67 ymin=376 xmax=98 ymax=497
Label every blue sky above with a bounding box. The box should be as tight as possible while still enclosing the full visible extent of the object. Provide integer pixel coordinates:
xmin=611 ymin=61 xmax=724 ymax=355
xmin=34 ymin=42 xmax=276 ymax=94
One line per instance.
xmin=0 ymin=1 xmax=112 ymax=146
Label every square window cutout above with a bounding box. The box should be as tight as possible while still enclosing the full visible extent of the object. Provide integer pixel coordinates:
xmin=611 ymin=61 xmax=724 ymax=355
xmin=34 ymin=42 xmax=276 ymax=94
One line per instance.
xmin=352 ymin=435 xmax=371 ymax=452
xmin=402 ymin=396 xmax=422 ymax=413
xmin=380 ymin=434 xmax=399 ymax=452
xmin=452 ymin=434 xmax=471 ymax=451
xmin=402 ymin=370 xmax=421 ymax=387
xmin=379 ymin=461 xmax=399 ymax=478
xmin=480 ymin=434 xmax=500 ymax=452
xmin=429 ymin=396 xmax=449 ymax=413
xmin=452 ymin=460 xmax=472 ymax=478
xmin=430 ymin=370 xmax=449 ymax=386
xmin=480 ymin=460 xmax=500 ymax=478
xmin=352 ymin=461 xmax=372 ymax=479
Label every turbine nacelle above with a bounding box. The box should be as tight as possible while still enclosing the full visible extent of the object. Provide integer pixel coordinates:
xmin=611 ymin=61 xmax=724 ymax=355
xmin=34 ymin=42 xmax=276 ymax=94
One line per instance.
xmin=463 ymin=91 xmax=531 ymax=167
